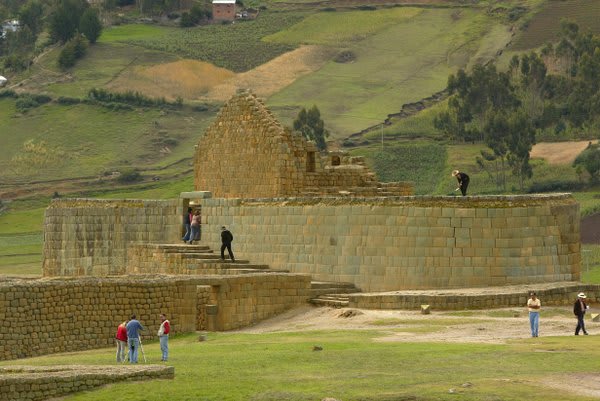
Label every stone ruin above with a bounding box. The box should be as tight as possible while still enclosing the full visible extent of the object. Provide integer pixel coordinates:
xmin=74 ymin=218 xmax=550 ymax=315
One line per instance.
xmin=0 ymin=89 xmax=591 ymax=401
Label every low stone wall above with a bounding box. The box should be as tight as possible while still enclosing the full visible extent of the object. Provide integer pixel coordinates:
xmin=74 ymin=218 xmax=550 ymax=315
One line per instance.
xmin=0 ymin=365 xmax=173 ymax=401
xmin=43 ymin=199 xmax=180 ymax=277
xmin=348 ymin=282 xmax=600 ymax=310
xmin=0 ymin=273 xmax=310 ymax=361
xmin=199 ymin=194 xmax=581 ymax=292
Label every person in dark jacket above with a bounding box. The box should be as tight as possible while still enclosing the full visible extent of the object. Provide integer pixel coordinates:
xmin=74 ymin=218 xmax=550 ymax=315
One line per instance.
xmin=220 ymin=226 xmax=235 ymax=263
xmin=452 ymin=170 xmax=470 ymax=196
xmin=574 ymin=292 xmax=589 ymax=335
xmin=182 ymin=207 xmax=192 ymax=243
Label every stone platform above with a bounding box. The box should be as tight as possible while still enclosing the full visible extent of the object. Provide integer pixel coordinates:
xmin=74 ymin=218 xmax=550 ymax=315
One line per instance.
xmin=314 ymin=282 xmax=600 ymax=310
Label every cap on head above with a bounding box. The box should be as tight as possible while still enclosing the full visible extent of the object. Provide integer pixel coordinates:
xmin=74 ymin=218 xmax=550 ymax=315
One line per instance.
xmin=451 ymin=170 xmax=459 ymax=177
xmin=221 ymin=226 xmax=226 ymax=230
xmin=578 ymin=292 xmax=586 ymax=299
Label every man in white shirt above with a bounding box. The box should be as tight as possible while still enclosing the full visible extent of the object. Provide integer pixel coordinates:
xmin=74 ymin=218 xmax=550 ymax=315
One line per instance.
xmin=527 ymin=292 xmax=541 ymax=337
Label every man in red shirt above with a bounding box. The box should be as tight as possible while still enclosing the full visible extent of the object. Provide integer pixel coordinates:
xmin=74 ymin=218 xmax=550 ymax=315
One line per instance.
xmin=158 ymin=314 xmax=171 ymax=361
xmin=115 ymin=321 xmax=128 ymax=362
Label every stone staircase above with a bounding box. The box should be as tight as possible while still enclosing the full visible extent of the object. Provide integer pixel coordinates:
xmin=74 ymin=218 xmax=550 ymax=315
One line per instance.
xmin=309 ymin=281 xmax=360 ymax=308
xmin=127 ymin=243 xmax=288 ymax=275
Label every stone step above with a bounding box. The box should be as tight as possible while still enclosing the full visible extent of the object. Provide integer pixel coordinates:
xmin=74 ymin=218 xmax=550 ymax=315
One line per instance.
xmin=156 ymin=244 xmax=212 ymax=251
xmin=309 ymin=298 xmax=349 ymax=308
xmin=311 ymin=281 xmax=357 ymax=290
xmin=193 ymin=258 xmax=250 ymax=265
xmin=318 ymin=295 xmax=350 ymax=301
xmin=310 ymin=288 xmax=357 ymax=298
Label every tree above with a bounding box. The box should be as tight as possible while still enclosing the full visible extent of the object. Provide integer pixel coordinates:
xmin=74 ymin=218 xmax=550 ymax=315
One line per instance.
xmin=79 ymin=8 xmax=102 ymax=44
xmin=19 ymin=0 xmax=44 ymax=36
xmin=573 ymin=144 xmax=600 ymax=183
xmin=49 ymin=0 xmax=89 ymax=43
xmin=58 ymin=33 xmax=88 ymax=69
xmin=293 ymin=105 xmax=329 ymax=151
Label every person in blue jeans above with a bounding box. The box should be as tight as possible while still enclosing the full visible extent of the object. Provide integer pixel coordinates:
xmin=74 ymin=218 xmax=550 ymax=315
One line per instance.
xmin=527 ymin=292 xmax=541 ymax=337
xmin=574 ymin=292 xmax=589 ymax=335
xmin=182 ymin=207 xmax=192 ymax=243
xmin=126 ymin=314 xmax=145 ymax=363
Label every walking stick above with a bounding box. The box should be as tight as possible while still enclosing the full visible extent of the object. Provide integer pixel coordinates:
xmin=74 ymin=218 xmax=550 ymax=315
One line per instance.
xmin=138 ymin=336 xmax=147 ymax=363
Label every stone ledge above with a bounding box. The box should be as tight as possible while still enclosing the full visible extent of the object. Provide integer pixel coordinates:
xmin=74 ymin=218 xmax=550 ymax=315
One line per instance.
xmin=0 ymin=365 xmax=173 ymax=401
xmin=348 ymin=282 xmax=599 ymax=310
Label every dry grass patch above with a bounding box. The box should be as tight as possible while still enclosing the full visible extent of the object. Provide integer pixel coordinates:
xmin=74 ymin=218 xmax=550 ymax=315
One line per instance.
xmin=106 ymin=59 xmax=235 ymax=100
xmin=531 ymin=140 xmax=598 ymax=165
xmin=199 ymin=45 xmax=333 ymax=102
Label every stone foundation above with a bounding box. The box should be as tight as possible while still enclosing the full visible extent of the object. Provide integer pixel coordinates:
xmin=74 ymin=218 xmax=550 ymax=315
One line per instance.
xmin=0 ymin=365 xmax=173 ymax=401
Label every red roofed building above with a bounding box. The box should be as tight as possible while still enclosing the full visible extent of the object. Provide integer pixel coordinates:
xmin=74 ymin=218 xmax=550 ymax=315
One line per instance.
xmin=212 ymin=0 xmax=236 ymax=21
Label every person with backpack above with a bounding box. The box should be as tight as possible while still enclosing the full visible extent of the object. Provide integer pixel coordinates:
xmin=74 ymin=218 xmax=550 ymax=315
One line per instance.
xmin=220 ymin=226 xmax=235 ymax=263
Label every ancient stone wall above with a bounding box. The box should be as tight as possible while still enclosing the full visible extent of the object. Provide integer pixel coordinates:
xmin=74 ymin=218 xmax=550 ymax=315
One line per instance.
xmin=43 ymin=199 xmax=180 ymax=277
xmin=0 ymin=274 xmax=309 ymax=361
xmin=198 ymin=194 xmax=581 ymax=292
xmin=0 ymin=365 xmax=174 ymax=401
xmin=193 ymin=90 xmax=413 ymax=198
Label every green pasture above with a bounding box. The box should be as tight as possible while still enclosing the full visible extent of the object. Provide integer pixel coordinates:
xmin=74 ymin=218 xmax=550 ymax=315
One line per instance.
xmin=264 ymin=7 xmax=423 ymax=46
xmin=114 ymin=11 xmax=303 ymax=72
xmin=267 ymin=8 xmax=512 ymax=139
xmin=0 ymin=98 xmax=212 ymax=182
xmin=3 ymin=330 xmax=600 ymax=400
xmin=510 ymin=0 xmax=600 ymax=50
xmin=40 ymin=43 xmax=180 ymax=98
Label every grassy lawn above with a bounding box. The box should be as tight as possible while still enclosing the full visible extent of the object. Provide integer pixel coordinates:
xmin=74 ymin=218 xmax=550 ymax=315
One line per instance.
xmin=2 ymin=331 xmax=600 ymax=400
xmin=267 ymin=8 xmax=512 ymax=139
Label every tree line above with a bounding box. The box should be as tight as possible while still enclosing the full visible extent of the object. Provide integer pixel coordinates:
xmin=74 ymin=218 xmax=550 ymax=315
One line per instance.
xmin=434 ymin=20 xmax=600 ymax=190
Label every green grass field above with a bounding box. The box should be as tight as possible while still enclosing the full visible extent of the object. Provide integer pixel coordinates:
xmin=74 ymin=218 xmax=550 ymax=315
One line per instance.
xmin=3 ymin=330 xmax=600 ymax=400
xmin=107 ymin=11 xmax=303 ymax=73
xmin=267 ymin=7 xmax=512 ymax=139
xmin=0 ymin=98 xmax=212 ymax=183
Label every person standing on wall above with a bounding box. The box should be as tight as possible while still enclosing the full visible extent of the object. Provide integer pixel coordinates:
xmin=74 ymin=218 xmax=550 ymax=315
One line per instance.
xmin=182 ymin=207 xmax=192 ymax=243
xmin=115 ymin=320 xmax=128 ymax=362
xmin=158 ymin=313 xmax=170 ymax=362
xmin=189 ymin=210 xmax=201 ymax=245
xmin=526 ymin=292 xmax=541 ymax=337
xmin=220 ymin=226 xmax=235 ymax=263
xmin=574 ymin=292 xmax=590 ymax=335
xmin=452 ymin=169 xmax=470 ymax=196
xmin=126 ymin=314 xmax=145 ymax=363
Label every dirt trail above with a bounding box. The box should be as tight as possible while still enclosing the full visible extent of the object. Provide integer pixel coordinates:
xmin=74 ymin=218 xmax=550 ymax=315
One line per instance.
xmin=531 ymin=140 xmax=598 ymax=165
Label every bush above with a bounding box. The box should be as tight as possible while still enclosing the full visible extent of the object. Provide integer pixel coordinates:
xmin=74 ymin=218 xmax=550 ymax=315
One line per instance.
xmin=527 ymin=180 xmax=585 ymax=193
xmin=180 ymin=12 xmax=195 ymax=27
xmin=0 ymin=90 xmax=18 ymax=99
xmin=117 ymin=169 xmax=142 ymax=183
xmin=57 ymin=96 xmax=81 ymax=105
xmin=58 ymin=34 xmax=88 ymax=69
xmin=3 ymin=54 xmax=29 ymax=72
xmin=15 ymin=95 xmax=41 ymax=112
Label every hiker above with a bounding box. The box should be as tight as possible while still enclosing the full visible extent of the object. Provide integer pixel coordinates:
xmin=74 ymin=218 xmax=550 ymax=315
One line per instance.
xmin=182 ymin=207 xmax=192 ymax=243
xmin=126 ymin=314 xmax=145 ymax=363
xmin=574 ymin=292 xmax=589 ymax=335
xmin=115 ymin=320 xmax=128 ymax=362
xmin=189 ymin=210 xmax=201 ymax=245
xmin=220 ymin=226 xmax=235 ymax=262
xmin=158 ymin=313 xmax=171 ymax=362
xmin=452 ymin=169 xmax=470 ymax=196
xmin=526 ymin=292 xmax=541 ymax=337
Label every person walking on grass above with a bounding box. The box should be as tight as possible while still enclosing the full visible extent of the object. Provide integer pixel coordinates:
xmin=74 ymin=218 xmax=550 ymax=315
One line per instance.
xmin=126 ymin=314 xmax=145 ymax=363
xmin=452 ymin=169 xmax=470 ymax=196
xmin=574 ymin=292 xmax=589 ymax=335
xmin=527 ymin=292 xmax=541 ymax=337
xmin=115 ymin=320 xmax=128 ymax=362
xmin=220 ymin=226 xmax=235 ymax=263
xmin=158 ymin=313 xmax=170 ymax=362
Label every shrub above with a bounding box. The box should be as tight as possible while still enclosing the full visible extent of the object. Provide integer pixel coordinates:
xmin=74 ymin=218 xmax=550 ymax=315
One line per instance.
xmin=15 ymin=95 xmax=41 ymax=112
xmin=180 ymin=12 xmax=195 ymax=27
xmin=527 ymin=180 xmax=585 ymax=193
xmin=117 ymin=169 xmax=142 ymax=183
xmin=0 ymin=90 xmax=18 ymax=99
xmin=3 ymin=54 xmax=29 ymax=72
xmin=58 ymin=34 xmax=88 ymax=69
xmin=57 ymin=96 xmax=81 ymax=105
